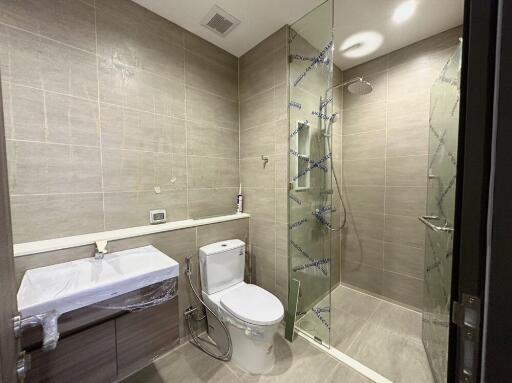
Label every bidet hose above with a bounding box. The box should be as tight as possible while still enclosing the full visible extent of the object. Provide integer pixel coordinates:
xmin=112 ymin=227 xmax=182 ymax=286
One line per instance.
xmin=184 ymin=257 xmax=232 ymax=361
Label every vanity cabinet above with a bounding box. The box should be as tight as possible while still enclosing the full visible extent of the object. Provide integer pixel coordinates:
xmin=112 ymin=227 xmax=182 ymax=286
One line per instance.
xmin=23 ymin=280 xmax=179 ymax=383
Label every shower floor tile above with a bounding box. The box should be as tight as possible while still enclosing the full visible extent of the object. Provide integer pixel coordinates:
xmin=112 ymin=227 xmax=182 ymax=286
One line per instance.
xmin=298 ymin=285 xmax=434 ymax=383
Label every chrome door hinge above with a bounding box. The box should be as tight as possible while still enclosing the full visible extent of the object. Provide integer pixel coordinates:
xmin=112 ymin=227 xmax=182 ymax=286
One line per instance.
xmin=452 ymin=294 xmax=481 ymax=383
xmin=16 ymin=351 xmax=31 ymax=382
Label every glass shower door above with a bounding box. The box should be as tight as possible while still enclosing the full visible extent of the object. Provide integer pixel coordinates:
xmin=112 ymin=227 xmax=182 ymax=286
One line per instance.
xmin=421 ymin=42 xmax=463 ymax=383
xmin=288 ymin=0 xmax=334 ymax=345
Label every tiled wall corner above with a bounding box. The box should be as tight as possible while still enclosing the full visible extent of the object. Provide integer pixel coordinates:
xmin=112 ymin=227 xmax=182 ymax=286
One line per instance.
xmin=341 ymin=26 xmax=462 ymax=309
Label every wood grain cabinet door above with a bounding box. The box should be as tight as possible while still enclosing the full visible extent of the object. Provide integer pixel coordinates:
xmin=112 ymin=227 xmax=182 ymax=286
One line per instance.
xmin=26 ymin=320 xmax=117 ymax=383
xmin=116 ymin=298 xmax=179 ymax=379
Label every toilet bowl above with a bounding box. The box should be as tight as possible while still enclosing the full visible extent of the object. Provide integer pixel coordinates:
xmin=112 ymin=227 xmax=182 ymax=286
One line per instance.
xmin=199 ymin=240 xmax=284 ymax=374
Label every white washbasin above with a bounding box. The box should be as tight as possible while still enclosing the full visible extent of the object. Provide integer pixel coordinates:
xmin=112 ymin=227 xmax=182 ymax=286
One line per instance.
xmin=17 ymin=246 xmax=179 ymax=318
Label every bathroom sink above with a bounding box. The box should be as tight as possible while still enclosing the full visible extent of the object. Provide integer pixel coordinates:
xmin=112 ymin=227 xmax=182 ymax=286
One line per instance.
xmin=17 ymin=246 xmax=179 ymax=318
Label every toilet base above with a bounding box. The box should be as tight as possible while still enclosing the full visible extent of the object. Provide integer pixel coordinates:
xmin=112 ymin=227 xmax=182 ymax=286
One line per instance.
xmin=205 ymin=310 xmax=279 ymax=374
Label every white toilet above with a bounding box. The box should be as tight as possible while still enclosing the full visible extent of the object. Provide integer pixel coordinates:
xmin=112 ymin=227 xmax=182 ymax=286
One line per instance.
xmin=199 ymin=239 xmax=284 ymax=374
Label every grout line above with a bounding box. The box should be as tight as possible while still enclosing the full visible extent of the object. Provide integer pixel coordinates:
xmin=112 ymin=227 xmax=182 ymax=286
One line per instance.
xmin=0 ymin=21 xmax=97 ymax=55
xmin=183 ymin=39 xmax=190 ymax=220
xmin=92 ymin=0 xmax=106 ymax=232
xmin=382 ymin=68 xmax=389 ymax=274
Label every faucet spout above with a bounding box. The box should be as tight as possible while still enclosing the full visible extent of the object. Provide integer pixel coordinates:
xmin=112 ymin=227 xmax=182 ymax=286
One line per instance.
xmin=95 ymin=240 xmax=108 ymax=260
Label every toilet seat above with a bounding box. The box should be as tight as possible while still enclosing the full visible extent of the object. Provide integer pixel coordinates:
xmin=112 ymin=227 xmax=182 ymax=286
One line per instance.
xmin=220 ymin=284 xmax=284 ymax=326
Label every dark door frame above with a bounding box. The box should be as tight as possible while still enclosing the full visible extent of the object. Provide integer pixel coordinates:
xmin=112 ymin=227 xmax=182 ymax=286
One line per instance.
xmin=479 ymin=0 xmax=512 ymax=381
xmin=449 ymin=0 xmax=499 ymax=382
xmin=450 ymin=0 xmax=512 ymax=381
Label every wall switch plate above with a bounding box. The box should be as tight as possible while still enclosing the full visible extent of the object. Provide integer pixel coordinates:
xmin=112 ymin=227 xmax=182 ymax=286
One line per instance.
xmin=149 ymin=209 xmax=166 ymax=224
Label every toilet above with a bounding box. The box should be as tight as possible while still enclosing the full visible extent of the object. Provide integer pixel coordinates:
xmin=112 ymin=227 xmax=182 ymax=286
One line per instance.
xmin=199 ymin=239 xmax=284 ymax=374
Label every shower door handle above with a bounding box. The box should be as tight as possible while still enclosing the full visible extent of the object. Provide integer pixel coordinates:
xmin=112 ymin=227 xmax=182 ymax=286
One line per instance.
xmin=418 ymin=215 xmax=454 ymax=233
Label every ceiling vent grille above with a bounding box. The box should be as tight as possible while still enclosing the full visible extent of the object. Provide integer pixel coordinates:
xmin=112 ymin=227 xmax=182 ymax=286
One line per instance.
xmin=200 ymin=5 xmax=240 ymax=37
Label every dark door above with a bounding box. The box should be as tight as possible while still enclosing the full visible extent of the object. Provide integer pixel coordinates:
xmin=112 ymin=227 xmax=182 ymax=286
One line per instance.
xmin=448 ymin=0 xmax=500 ymax=382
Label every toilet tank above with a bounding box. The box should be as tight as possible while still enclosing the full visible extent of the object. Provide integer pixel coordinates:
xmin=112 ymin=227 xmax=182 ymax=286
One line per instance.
xmin=199 ymin=239 xmax=245 ymax=294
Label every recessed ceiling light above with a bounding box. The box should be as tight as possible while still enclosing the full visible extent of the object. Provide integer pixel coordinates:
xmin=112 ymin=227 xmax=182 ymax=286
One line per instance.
xmin=340 ymin=31 xmax=383 ymax=58
xmin=392 ymin=1 xmax=417 ymax=24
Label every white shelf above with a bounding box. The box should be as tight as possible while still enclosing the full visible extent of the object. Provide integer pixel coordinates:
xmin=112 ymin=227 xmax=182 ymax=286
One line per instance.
xmin=14 ymin=213 xmax=250 ymax=257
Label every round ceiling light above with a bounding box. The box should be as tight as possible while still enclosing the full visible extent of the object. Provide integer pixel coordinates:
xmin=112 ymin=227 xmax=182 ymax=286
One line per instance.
xmin=392 ymin=0 xmax=417 ymax=24
xmin=340 ymin=31 xmax=383 ymax=58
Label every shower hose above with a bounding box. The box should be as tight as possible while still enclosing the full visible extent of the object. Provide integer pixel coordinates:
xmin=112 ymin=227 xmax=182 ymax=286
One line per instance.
xmin=184 ymin=257 xmax=232 ymax=361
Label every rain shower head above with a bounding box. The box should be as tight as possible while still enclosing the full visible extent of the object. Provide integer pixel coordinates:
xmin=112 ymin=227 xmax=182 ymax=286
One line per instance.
xmin=331 ymin=77 xmax=373 ymax=95
xmin=347 ymin=78 xmax=373 ymax=95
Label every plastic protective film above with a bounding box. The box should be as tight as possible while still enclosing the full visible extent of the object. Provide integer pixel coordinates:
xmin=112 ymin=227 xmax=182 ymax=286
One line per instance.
xmin=211 ymin=304 xmax=265 ymax=339
xmin=22 ymin=278 xmax=178 ymax=351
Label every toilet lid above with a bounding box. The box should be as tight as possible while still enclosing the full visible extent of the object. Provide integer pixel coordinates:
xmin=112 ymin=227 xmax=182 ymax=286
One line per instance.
xmin=220 ymin=284 xmax=284 ymax=326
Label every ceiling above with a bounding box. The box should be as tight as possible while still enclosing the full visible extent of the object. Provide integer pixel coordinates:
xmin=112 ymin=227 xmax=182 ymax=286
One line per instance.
xmin=132 ymin=0 xmax=464 ymax=70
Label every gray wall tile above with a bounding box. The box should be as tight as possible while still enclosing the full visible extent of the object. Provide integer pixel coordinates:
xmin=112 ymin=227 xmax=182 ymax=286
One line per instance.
xmin=187 ymin=121 xmax=239 ymax=159
xmin=0 ymin=0 xmax=97 ymax=52
xmin=11 ymin=193 xmax=104 ymax=242
xmin=104 ymin=190 xmax=188 ymax=230
xmin=343 ymin=130 xmax=386 ymax=160
xmin=1 ymin=0 xmax=240 ymax=243
xmin=341 ymin=29 xmax=460 ymax=308
xmin=185 ymin=50 xmax=237 ymax=101
xmin=188 ymin=188 xmax=238 ymax=219
xmin=7 ymin=140 xmax=102 ymax=194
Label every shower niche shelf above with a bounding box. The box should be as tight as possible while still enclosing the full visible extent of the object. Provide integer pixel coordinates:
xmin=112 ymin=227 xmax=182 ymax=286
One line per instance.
xmin=293 ymin=120 xmax=311 ymax=191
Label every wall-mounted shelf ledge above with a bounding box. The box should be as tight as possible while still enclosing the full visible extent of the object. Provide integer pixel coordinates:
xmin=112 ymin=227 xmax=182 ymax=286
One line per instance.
xmin=14 ymin=213 xmax=251 ymax=257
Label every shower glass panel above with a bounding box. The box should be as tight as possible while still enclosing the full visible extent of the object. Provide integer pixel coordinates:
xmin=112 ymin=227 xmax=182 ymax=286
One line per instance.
xmin=422 ymin=42 xmax=463 ymax=383
xmin=288 ymin=0 xmax=334 ymax=345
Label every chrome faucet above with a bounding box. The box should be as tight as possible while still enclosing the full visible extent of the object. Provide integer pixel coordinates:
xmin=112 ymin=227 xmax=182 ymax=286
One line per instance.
xmin=95 ymin=240 xmax=108 ymax=260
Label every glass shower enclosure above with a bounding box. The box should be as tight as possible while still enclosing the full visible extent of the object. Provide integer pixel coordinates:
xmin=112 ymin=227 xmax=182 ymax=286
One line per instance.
xmin=287 ymin=0 xmax=334 ymax=345
xmin=421 ymin=42 xmax=463 ymax=383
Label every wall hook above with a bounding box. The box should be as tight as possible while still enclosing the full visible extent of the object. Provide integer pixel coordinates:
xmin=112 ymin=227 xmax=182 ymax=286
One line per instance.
xmin=261 ymin=155 xmax=269 ymax=168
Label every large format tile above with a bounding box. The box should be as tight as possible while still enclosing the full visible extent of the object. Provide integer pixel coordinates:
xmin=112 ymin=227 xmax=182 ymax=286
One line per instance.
xmin=384 ymin=186 xmax=427 ymax=217
xmin=342 ymin=233 xmax=383 ymax=269
xmin=7 ymin=140 xmax=102 ymax=194
xmin=186 ymin=86 xmax=238 ymax=131
xmin=45 ymin=92 xmax=100 ymax=146
xmin=0 ymin=0 xmax=96 ymax=52
xmin=0 ymin=26 xmax=98 ymax=100
xmin=383 ymin=241 xmax=424 ymax=279
xmin=123 ymin=342 xmax=240 ymax=383
xmin=342 ymin=101 xmax=386 ymax=136
xmin=346 ymin=322 xmax=433 ymax=383
xmin=185 ymin=50 xmax=238 ymax=101
xmin=2 ymin=84 xmax=46 ymax=141
xmin=187 ymin=156 xmax=239 ymax=189
xmin=342 ymin=130 xmax=386 ymax=160
xmin=98 ymin=57 xmax=185 ymax=118
xmin=96 ymin=0 xmax=184 ymax=77
xmin=386 ymin=155 xmax=428 ymax=187
xmin=384 ymin=214 xmax=425 ymax=248
xmin=187 ymin=121 xmax=239 ymax=159
xmin=188 ymin=188 xmax=238 ymax=219
xmin=100 ymin=104 xmax=186 ymax=154
xmin=343 ymin=158 xmax=385 ymax=186
xmin=196 ymin=219 xmax=250 ymax=248
xmin=11 ymin=193 xmax=104 ymax=243
xmin=101 ymin=149 xmax=187 ymax=192
xmin=184 ymin=31 xmax=238 ymax=72
xmin=104 ymin=190 xmax=188 ymax=229
xmin=382 ymin=271 xmax=423 ymax=309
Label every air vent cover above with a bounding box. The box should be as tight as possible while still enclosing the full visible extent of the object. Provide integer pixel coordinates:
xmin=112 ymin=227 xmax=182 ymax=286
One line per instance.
xmin=201 ymin=5 xmax=240 ymax=37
